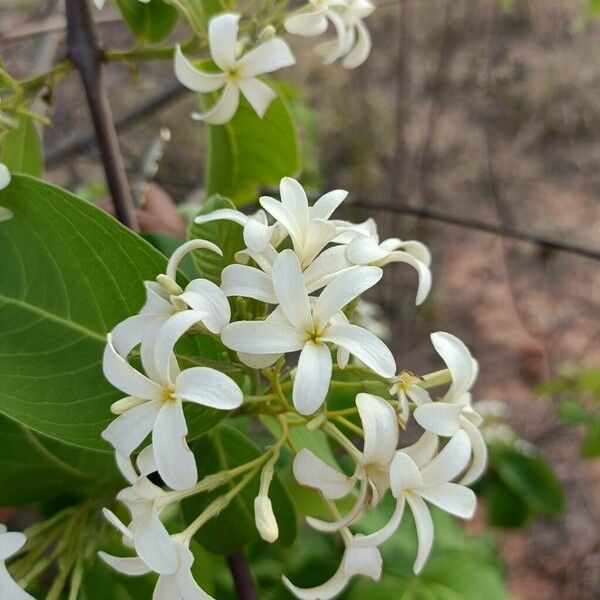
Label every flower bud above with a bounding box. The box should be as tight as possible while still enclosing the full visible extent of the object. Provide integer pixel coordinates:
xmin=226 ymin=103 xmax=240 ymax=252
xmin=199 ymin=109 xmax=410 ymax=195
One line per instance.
xmin=110 ymin=396 xmax=147 ymax=415
xmin=254 ymin=495 xmax=279 ymax=543
xmin=258 ymin=25 xmax=276 ymax=43
xmin=157 ymin=274 xmax=183 ymax=296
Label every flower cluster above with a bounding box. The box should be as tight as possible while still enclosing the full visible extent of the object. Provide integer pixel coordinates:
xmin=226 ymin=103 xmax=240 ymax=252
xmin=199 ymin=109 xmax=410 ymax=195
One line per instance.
xmin=94 ymin=176 xmax=487 ymax=599
xmin=175 ymin=9 xmax=377 ymax=125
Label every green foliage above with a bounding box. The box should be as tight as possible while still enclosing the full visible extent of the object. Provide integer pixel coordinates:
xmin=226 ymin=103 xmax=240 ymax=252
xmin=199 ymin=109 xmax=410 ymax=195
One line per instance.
xmin=0 ymin=115 xmax=43 ymax=177
xmin=166 ymin=0 xmax=230 ymax=33
xmin=188 ymin=195 xmax=246 ymax=284
xmin=115 ymin=0 xmax=178 ymax=44
xmin=183 ymin=425 xmax=297 ymax=554
xmin=480 ymin=443 xmax=564 ymax=528
xmin=204 ymin=91 xmax=300 ymax=207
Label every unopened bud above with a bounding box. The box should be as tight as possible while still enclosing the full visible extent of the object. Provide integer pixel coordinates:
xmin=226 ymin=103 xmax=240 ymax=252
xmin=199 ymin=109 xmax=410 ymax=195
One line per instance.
xmin=111 ymin=396 xmax=147 ymax=415
xmin=254 ymin=495 xmax=279 ymax=543
xmin=258 ymin=25 xmax=276 ymax=43
xmin=157 ymin=274 xmax=183 ymax=296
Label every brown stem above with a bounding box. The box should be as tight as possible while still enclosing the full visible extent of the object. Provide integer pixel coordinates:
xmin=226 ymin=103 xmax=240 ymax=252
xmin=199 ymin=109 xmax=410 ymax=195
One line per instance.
xmin=65 ymin=0 xmax=139 ymax=231
xmin=227 ymin=551 xmax=257 ymax=600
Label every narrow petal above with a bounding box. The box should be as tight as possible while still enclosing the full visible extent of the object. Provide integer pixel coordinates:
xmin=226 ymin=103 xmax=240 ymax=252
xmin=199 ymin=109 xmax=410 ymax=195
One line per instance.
xmin=177 ymin=567 xmax=215 ymax=600
xmin=406 ymin=384 xmax=432 ymax=407
xmin=237 ymin=38 xmax=296 ymax=76
xmin=401 ymin=431 xmax=438 ymax=468
xmin=282 ymin=568 xmax=349 ymax=600
xmin=98 ymin=553 xmax=151 ymax=577
xmin=356 ymin=393 xmax=399 ymax=466
xmin=342 ymin=543 xmax=382 ymax=580
xmin=153 ymin=401 xmax=197 ymax=491
xmin=153 ymin=311 xmax=208 ymax=386
xmin=0 ymin=532 xmax=25 ymax=560
xmin=430 ymin=332 xmax=477 ymax=402
xmin=237 ymin=351 xmax=280 ymax=369
xmin=419 ymin=482 xmax=476 ymax=519
xmin=383 ymin=251 xmax=432 ymax=305
xmin=111 ymin=313 xmax=164 ymax=359
xmin=322 ymin=324 xmax=396 ymax=378
xmin=175 ymin=367 xmax=243 ymax=410
xmin=311 ymin=189 xmax=348 ymax=219
xmin=103 ymin=335 xmax=162 ymax=401
xmin=421 ymin=429 xmax=471 ymax=485
xmin=178 ymin=279 xmax=231 ymax=334
xmin=133 ymin=510 xmax=179 ymax=575
xmin=221 ymin=321 xmax=307 ymax=354
xmin=102 ymin=400 xmax=160 ymax=457
xmin=174 ymin=46 xmax=226 ymax=92
xmin=303 ymin=246 xmax=355 ymax=293
xmin=0 ymin=562 xmax=35 ymax=599
xmin=313 ymin=266 xmax=382 ymax=329
xmin=259 ymin=196 xmax=303 ymax=250
xmin=345 ymin=235 xmax=388 ymax=265
xmin=243 ymin=217 xmax=273 ymax=252
xmin=209 ymin=13 xmax=239 ymax=71
xmin=280 ymin=177 xmax=309 ymax=237
xmin=165 ymin=239 xmax=222 ymax=282
xmin=192 ymin=83 xmax=240 ymax=125
xmin=238 ymin=77 xmax=277 ymax=118
xmin=342 ymin=20 xmax=372 ymax=69
xmin=102 ymin=508 xmax=132 ymax=539
xmin=302 ymin=218 xmax=340 ymax=266
xmin=284 ymin=10 xmax=328 ymax=36
xmin=221 ymin=264 xmax=277 ymax=303
xmin=293 ymin=341 xmax=332 ymax=415
xmin=293 ymin=449 xmax=354 ymax=499
xmin=350 ymin=497 xmax=405 ymax=548
xmin=272 ymin=250 xmax=312 ymax=331
xmin=315 ymin=11 xmax=346 ymax=65
xmin=406 ymin=493 xmax=434 ymax=574
xmin=413 ymin=402 xmax=462 ymax=437
xmin=389 ymin=452 xmax=423 ymax=496
xmin=459 ymin=417 xmax=488 ymax=485
xmin=193 ymin=208 xmax=247 ymax=227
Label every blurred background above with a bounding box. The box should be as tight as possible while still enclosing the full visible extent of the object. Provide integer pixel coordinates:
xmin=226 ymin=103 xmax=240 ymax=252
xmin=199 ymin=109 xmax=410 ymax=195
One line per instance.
xmin=1 ymin=0 xmax=599 ymax=597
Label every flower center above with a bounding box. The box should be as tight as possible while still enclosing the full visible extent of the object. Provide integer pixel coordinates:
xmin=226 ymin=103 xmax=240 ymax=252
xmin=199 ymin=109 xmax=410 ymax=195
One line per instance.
xmin=227 ymin=67 xmax=241 ymax=81
xmin=161 ymin=385 xmax=177 ymax=404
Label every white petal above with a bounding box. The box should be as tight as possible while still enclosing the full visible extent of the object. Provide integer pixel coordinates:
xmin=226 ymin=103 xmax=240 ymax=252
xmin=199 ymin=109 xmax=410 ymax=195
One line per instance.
xmin=282 ymin=569 xmax=348 ymax=600
xmin=0 ymin=562 xmax=35 ymax=600
xmin=342 ymin=543 xmax=382 ymax=580
xmin=174 ymin=46 xmax=226 ymax=92
xmin=154 ymin=311 xmax=208 ymax=386
xmin=141 ymin=282 xmax=172 ymax=314
xmin=342 ymin=20 xmax=372 ymax=69
xmin=176 ymin=566 xmax=215 ymax=600
xmin=313 ymin=266 xmax=382 ymax=329
xmin=272 ymin=250 xmax=312 ymax=331
xmin=102 ymin=508 xmax=132 ymax=539
xmin=419 ymin=482 xmax=476 ymax=519
xmin=421 ymin=429 xmax=471 ymax=485
xmin=193 ymin=208 xmax=247 ymax=228
xmin=221 ymin=321 xmax=307 ymax=355
xmin=389 ymin=452 xmax=423 ymax=496
xmin=293 ymin=449 xmax=354 ymax=499
xmin=414 ymin=402 xmax=462 ymax=437
xmin=459 ymin=417 xmax=488 ymax=485
xmin=303 ymin=246 xmax=355 ymax=293
xmin=315 ymin=11 xmax=346 ymax=65
xmin=401 ymin=431 xmax=438 ymax=468
xmin=259 ymin=197 xmax=303 ymax=250
xmin=292 ymin=341 xmax=332 ymax=415
xmin=153 ymin=401 xmax=197 ymax=491
xmin=237 ymin=38 xmax=296 ymax=76
xmin=322 ymin=324 xmax=396 ymax=378
xmin=238 ymin=77 xmax=276 ymax=118
xmin=302 ymin=219 xmax=340 ymax=265
xmin=192 ymin=83 xmax=240 ymax=125
xmin=237 ymin=351 xmax=280 ymax=369
xmin=430 ymin=332 xmax=477 ymax=402
xmin=243 ymin=217 xmax=273 ymax=252
xmin=208 ymin=13 xmax=239 ymax=71
xmin=311 ymin=189 xmax=348 ymax=219
xmin=154 ymin=573 xmax=178 ymax=600
xmin=406 ymin=493 xmax=434 ymax=574
xmin=165 ymin=239 xmax=222 ymax=282
xmin=280 ymin=177 xmax=310 ymax=237
xmin=136 ymin=445 xmax=158 ymax=477
xmin=406 ymin=384 xmax=432 ymax=407
xmin=133 ymin=509 xmax=179 ymax=575
xmin=175 ymin=367 xmax=243 ymax=410
xmin=103 ymin=335 xmax=162 ymax=401
xmin=221 ymin=264 xmax=276 ymax=303
xmin=345 ymin=235 xmax=388 ymax=265
xmin=179 ymin=279 xmax=231 ymax=334
xmin=356 ymin=393 xmax=398 ymax=466
xmin=102 ymin=400 xmax=160 ymax=457
xmin=383 ymin=251 xmax=432 ymax=305
xmin=0 ymin=532 xmax=26 ymax=560
xmin=98 ymin=552 xmax=152 ymax=576
xmin=111 ymin=313 xmax=165 ymax=359
xmin=284 ymin=10 xmax=328 ymax=37
xmin=350 ymin=497 xmax=405 ymax=548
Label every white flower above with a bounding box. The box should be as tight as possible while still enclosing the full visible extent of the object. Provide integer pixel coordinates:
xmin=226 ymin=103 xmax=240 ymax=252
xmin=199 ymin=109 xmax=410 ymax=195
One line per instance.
xmin=221 ymin=250 xmax=395 ymax=414
xmin=99 ymin=537 xmax=212 ymax=600
xmin=294 ymin=394 xmax=398 ymax=530
xmin=330 ymin=0 xmax=375 ymax=69
xmin=0 ymin=163 xmax=10 ymax=190
xmin=102 ymin=312 xmax=243 ymax=491
xmin=413 ymin=332 xmax=487 ymax=485
xmin=283 ymin=536 xmax=382 ymax=600
xmin=174 ymin=13 xmax=295 ymax=125
xmin=111 ymin=240 xmax=230 ymax=363
xmin=0 ymin=525 xmax=34 ymax=600
xmin=352 ymin=430 xmax=476 ymax=574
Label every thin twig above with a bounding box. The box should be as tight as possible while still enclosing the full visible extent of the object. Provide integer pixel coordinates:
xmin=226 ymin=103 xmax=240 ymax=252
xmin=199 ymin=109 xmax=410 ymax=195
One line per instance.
xmin=226 ymin=551 xmax=258 ymax=600
xmin=65 ymin=0 xmax=138 ymax=231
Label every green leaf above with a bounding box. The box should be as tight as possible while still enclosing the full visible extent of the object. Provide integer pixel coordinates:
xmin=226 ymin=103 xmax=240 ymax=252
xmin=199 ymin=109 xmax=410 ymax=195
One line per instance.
xmin=188 ymin=195 xmax=245 ymax=284
xmin=558 ymin=400 xmax=591 ymax=425
xmin=204 ymin=92 xmax=300 ymax=207
xmin=0 ymin=175 xmax=218 ymax=452
xmin=581 ymin=419 xmax=600 ymax=458
xmin=115 ymin=0 xmax=178 ymax=44
xmin=182 ymin=425 xmax=297 ymax=554
xmin=0 ymin=116 xmax=43 ymax=177
xmin=165 ymin=0 xmax=229 ymax=33
xmin=483 ymin=475 xmax=531 ymax=528
xmin=490 ymin=445 xmax=565 ymax=516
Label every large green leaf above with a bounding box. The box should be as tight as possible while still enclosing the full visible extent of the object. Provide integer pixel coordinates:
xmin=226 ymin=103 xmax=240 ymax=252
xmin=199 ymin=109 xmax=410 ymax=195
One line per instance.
xmin=0 ymin=115 xmax=43 ymax=177
xmin=115 ymin=0 xmax=178 ymax=44
xmin=204 ymin=92 xmax=300 ymax=207
xmin=182 ymin=425 xmax=297 ymax=554
xmin=188 ymin=195 xmax=245 ymax=285
xmin=0 ymin=175 xmax=220 ymax=453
